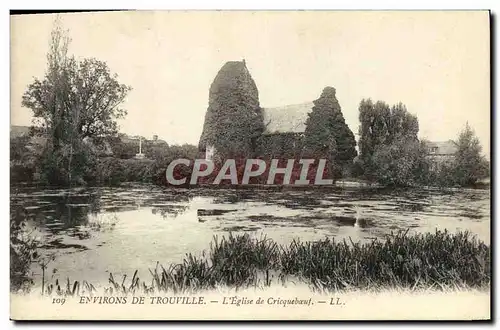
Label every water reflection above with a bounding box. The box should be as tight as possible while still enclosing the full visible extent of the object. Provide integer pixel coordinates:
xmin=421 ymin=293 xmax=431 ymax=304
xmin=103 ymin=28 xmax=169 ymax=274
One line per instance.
xmin=10 ymin=184 xmax=490 ymax=285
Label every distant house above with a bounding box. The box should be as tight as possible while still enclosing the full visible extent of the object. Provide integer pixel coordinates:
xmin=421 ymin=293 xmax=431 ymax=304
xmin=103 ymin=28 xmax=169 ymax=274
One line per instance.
xmin=120 ymin=134 xmax=167 ymax=145
xmin=427 ymin=140 xmax=457 ymax=161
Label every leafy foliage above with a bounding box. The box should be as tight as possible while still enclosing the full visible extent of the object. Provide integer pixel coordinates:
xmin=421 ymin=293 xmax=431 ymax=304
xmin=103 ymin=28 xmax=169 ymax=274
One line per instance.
xmin=10 ymin=136 xmax=39 ymax=183
xmin=22 ymin=58 xmax=130 ymax=141
xmin=452 ymin=123 xmax=490 ymax=186
xmin=304 ymin=87 xmax=357 ymax=179
xmin=304 ymin=89 xmax=338 ymax=158
xmin=357 ymin=99 xmax=424 ymax=185
xmin=20 ymin=19 xmax=131 ymax=186
xmin=93 ymin=158 xmax=154 ymax=186
xmin=198 ymin=61 xmax=264 ymax=159
xmin=371 ymin=139 xmax=432 ymax=187
xmin=358 ymin=100 xmax=419 ymax=161
xmin=10 ymin=206 xmax=39 ymax=292
xmin=357 ymin=98 xmax=489 ymax=188
xmin=256 ymin=133 xmax=305 ymax=159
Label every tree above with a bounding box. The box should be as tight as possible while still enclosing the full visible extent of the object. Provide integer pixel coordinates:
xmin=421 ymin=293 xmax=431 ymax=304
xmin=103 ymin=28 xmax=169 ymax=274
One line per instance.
xmin=358 ymin=99 xmax=388 ymax=178
xmin=21 ymin=18 xmax=131 ymax=185
xmin=371 ymin=138 xmax=430 ymax=186
xmin=387 ymin=103 xmax=419 ymax=144
xmin=452 ymin=123 xmax=489 ymax=186
xmin=357 ymin=99 xmax=419 ymax=181
xmin=22 ymin=18 xmax=72 ymax=152
xmin=303 ymin=87 xmax=357 ymax=179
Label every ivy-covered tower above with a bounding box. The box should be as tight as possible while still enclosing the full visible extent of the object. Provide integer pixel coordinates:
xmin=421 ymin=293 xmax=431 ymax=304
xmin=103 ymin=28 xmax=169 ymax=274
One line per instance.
xmin=198 ymin=60 xmax=264 ymax=160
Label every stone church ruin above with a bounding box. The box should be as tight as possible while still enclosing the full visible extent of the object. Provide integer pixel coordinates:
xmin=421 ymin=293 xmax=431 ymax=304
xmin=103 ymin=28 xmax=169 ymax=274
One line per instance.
xmin=198 ymin=60 xmax=357 ymax=178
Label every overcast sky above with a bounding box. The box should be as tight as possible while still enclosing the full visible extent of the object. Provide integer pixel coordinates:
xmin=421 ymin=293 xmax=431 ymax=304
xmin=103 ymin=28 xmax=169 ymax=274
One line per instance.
xmin=11 ymin=11 xmax=490 ymax=155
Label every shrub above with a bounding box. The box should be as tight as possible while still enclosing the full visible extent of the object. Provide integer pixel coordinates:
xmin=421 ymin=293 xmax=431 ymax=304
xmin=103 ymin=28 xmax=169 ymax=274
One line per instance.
xmin=10 ymin=207 xmax=39 ymax=292
xmin=93 ymin=157 xmax=155 ymax=186
xmin=371 ymin=139 xmax=431 ymax=187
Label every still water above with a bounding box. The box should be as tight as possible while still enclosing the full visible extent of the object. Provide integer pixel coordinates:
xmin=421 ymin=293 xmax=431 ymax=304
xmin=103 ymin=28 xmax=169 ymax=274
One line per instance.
xmin=11 ymin=184 xmax=490 ymax=287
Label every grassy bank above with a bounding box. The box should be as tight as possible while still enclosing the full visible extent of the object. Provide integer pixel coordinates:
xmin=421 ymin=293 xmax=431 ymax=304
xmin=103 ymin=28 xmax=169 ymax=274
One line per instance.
xmin=36 ymin=230 xmax=490 ymax=297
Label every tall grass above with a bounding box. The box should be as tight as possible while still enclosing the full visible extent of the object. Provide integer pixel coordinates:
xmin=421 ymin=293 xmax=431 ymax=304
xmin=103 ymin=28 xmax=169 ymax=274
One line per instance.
xmin=41 ymin=230 xmax=490 ymax=296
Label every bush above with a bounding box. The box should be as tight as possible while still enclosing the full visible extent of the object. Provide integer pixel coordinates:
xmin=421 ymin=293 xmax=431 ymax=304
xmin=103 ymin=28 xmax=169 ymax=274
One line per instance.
xmin=10 ymin=206 xmax=39 ymax=292
xmin=92 ymin=157 xmax=155 ymax=186
xmin=370 ymin=139 xmax=431 ymax=187
xmin=10 ymin=136 xmax=38 ymax=183
xmin=10 ymin=164 xmax=34 ymax=183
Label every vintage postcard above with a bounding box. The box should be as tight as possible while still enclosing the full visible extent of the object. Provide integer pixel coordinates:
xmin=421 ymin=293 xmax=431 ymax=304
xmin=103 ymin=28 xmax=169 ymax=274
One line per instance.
xmin=9 ymin=10 xmax=491 ymax=321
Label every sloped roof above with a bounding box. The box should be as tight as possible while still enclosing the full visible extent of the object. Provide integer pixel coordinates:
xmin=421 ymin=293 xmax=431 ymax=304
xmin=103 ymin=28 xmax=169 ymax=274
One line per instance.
xmin=427 ymin=140 xmax=457 ymax=155
xmin=262 ymin=102 xmax=314 ymax=135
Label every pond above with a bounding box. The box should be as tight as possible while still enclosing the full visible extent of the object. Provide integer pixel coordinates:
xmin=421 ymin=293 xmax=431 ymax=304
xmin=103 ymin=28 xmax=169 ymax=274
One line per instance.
xmin=10 ymin=184 xmax=490 ymax=288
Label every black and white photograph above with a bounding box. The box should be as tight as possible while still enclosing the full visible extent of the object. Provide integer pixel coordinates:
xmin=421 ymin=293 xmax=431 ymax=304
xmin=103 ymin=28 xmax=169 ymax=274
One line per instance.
xmin=9 ymin=10 xmax=491 ymax=320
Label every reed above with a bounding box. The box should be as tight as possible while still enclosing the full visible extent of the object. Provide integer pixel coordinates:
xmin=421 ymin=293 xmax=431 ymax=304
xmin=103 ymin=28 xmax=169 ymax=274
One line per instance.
xmin=43 ymin=229 xmax=490 ymax=296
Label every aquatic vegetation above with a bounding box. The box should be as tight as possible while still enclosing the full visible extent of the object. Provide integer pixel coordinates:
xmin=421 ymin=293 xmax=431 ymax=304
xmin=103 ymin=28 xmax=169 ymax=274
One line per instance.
xmin=41 ymin=229 xmax=490 ymax=296
xmin=87 ymin=213 xmax=118 ymax=232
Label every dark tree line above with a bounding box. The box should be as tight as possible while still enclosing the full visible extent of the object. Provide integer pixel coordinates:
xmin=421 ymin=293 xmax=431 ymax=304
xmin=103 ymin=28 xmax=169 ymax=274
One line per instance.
xmin=356 ymin=99 xmax=489 ymax=187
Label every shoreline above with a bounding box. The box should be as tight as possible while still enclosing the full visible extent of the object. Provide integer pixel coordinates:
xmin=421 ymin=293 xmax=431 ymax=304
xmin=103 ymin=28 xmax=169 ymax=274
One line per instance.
xmin=10 ymin=179 xmax=491 ymax=192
